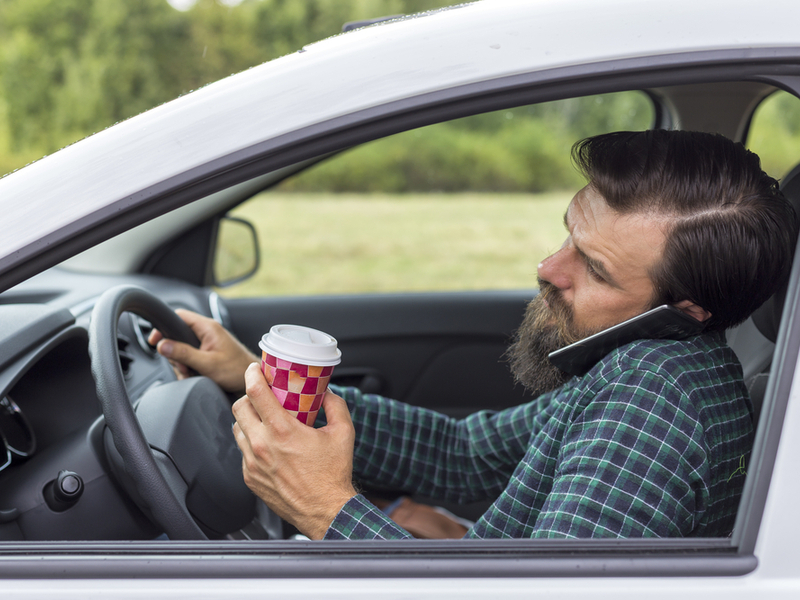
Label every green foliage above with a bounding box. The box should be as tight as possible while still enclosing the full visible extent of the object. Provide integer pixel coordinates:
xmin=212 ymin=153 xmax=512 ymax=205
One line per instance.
xmin=747 ymin=91 xmax=800 ymax=180
xmin=280 ymin=93 xmax=654 ymax=193
xmin=0 ymin=0 xmax=191 ymax=154
xmin=2 ymin=0 xmax=799 ymax=194
xmin=0 ymin=0 xmax=455 ymax=172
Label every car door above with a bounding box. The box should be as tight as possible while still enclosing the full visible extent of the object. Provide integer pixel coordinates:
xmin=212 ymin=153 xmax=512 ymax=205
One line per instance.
xmin=225 ymin=288 xmax=535 ymax=418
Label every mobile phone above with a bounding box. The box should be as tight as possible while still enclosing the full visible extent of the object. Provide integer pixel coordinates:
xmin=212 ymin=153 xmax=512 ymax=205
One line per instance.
xmin=548 ymin=304 xmax=706 ymax=377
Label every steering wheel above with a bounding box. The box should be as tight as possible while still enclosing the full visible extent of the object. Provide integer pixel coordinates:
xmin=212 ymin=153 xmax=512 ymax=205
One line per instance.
xmin=88 ymin=285 xmax=256 ymax=540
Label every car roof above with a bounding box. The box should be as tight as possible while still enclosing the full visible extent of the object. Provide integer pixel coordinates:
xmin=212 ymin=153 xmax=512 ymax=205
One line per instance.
xmin=1 ymin=0 xmax=799 ymax=290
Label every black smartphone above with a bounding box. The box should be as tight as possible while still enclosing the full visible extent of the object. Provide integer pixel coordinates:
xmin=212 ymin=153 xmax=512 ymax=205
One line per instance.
xmin=548 ymin=304 xmax=706 ymax=377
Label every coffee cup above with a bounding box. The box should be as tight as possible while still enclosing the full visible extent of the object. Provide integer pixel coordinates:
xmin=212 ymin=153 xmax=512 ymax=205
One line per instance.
xmin=258 ymin=324 xmax=341 ymax=426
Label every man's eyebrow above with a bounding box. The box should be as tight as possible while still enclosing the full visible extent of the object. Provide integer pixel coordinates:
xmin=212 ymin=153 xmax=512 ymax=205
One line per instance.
xmin=563 ymin=210 xmax=620 ymax=288
xmin=577 ymin=245 xmax=619 ymax=286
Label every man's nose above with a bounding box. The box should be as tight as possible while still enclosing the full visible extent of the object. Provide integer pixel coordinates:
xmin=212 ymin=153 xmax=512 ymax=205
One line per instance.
xmin=537 ymin=245 xmax=574 ymax=290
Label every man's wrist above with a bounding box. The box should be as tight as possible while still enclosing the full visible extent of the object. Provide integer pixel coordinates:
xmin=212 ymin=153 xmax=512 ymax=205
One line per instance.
xmin=324 ymin=494 xmax=414 ymax=540
xmin=303 ymin=489 xmax=358 ymax=540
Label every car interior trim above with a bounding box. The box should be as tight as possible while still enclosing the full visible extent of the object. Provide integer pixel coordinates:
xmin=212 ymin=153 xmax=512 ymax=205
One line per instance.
xmin=0 ymin=540 xmax=756 ymax=579
xmin=0 ymin=306 xmax=75 ymax=372
xmin=732 ymin=235 xmax=800 ymax=555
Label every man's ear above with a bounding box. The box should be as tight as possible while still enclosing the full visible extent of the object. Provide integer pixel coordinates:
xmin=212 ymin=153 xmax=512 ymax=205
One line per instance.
xmin=673 ymin=299 xmax=712 ymax=323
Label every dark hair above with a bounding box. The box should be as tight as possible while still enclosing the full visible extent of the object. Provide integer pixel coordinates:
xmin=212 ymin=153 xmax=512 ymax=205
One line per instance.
xmin=572 ymin=130 xmax=798 ymax=332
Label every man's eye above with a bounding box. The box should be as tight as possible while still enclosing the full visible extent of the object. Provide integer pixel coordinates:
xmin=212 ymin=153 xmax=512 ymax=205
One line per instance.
xmin=587 ymin=263 xmax=604 ymax=282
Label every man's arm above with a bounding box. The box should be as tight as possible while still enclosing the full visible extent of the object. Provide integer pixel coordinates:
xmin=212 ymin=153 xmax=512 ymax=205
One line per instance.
xmin=327 ymin=369 xmax=709 ymax=541
xmin=340 ymin=385 xmax=553 ymax=504
xmin=151 ymin=311 xmax=544 ymax=539
xmin=324 ymin=495 xmax=413 ymax=540
xmin=231 ymin=368 xmax=548 ymax=541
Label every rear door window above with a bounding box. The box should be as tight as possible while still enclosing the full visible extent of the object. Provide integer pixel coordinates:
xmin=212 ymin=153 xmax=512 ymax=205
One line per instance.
xmin=747 ymin=90 xmax=800 ymax=179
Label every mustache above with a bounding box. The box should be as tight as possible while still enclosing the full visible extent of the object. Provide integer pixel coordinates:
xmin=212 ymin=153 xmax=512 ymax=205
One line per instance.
xmin=537 ymin=278 xmax=595 ymax=350
xmin=535 ymin=278 xmax=585 ymax=346
xmin=536 ymin=278 xmax=565 ymax=311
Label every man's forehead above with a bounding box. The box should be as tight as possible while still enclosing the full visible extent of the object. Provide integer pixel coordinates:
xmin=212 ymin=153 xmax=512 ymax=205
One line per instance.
xmin=565 ymin=186 xmax=670 ymax=234
xmin=564 ymin=186 xmax=668 ymax=282
xmin=564 ymin=187 xmax=611 ymax=231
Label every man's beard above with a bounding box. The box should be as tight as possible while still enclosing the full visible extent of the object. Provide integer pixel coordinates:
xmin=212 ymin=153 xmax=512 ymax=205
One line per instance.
xmin=506 ymin=279 xmax=595 ymax=396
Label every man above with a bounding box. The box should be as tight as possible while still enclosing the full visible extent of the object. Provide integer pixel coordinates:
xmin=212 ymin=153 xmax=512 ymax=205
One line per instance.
xmin=151 ymin=130 xmax=797 ymax=540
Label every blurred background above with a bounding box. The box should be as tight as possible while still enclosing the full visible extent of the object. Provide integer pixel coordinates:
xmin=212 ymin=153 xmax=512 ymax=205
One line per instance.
xmin=0 ymin=0 xmax=456 ymax=178
xmin=4 ymin=0 xmax=797 ymax=184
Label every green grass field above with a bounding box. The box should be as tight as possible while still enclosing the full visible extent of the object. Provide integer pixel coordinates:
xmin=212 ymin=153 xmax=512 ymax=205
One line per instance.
xmin=221 ymin=192 xmax=574 ymax=297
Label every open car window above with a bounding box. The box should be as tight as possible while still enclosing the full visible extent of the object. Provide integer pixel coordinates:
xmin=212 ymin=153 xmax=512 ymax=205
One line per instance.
xmin=747 ymin=90 xmax=800 ymax=180
xmin=219 ymin=92 xmax=654 ymax=298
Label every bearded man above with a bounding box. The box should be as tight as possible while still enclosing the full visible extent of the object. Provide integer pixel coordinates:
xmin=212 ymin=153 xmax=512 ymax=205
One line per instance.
xmin=152 ymin=130 xmax=798 ymax=540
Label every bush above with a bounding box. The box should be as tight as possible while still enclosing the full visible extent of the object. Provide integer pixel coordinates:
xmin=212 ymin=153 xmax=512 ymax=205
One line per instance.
xmin=279 ymin=94 xmax=649 ymax=193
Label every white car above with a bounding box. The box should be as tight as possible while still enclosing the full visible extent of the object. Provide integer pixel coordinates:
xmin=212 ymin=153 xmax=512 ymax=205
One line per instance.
xmin=2 ymin=0 xmax=800 ymax=597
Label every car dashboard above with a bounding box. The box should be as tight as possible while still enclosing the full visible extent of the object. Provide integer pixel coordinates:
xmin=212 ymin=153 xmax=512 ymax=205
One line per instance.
xmin=0 ymin=268 xmax=223 ymax=541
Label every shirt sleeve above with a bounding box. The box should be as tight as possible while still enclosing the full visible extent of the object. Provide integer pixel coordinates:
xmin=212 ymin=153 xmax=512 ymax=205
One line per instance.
xmin=530 ymin=368 xmax=708 ymax=538
xmin=334 ymin=385 xmax=552 ymax=504
xmin=324 ymin=494 xmax=414 ymax=540
xmin=323 ymin=386 xmax=562 ymax=540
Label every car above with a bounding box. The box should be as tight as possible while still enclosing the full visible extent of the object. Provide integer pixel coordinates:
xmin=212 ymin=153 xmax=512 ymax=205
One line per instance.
xmin=2 ymin=0 xmax=800 ymax=596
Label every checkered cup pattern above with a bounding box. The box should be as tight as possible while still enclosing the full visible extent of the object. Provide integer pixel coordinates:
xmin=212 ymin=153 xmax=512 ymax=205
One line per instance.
xmin=261 ymin=353 xmax=335 ymax=426
xmin=259 ymin=325 xmax=341 ymax=427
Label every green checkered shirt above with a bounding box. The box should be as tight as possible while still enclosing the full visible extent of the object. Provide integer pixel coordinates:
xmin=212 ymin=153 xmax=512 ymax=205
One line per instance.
xmin=324 ymin=331 xmax=754 ymax=540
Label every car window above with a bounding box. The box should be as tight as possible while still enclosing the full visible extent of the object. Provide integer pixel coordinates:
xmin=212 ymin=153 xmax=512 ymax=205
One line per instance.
xmin=218 ymin=91 xmax=654 ymax=297
xmin=746 ymin=90 xmax=800 ymax=179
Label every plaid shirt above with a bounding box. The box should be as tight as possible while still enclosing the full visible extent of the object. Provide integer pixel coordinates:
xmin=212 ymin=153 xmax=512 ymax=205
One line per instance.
xmin=324 ymin=332 xmax=754 ymax=540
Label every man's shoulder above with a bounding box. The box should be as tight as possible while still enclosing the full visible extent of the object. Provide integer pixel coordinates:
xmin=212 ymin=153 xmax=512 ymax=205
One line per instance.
xmin=586 ymin=331 xmax=742 ymax=387
xmin=550 ymin=331 xmax=748 ymax=427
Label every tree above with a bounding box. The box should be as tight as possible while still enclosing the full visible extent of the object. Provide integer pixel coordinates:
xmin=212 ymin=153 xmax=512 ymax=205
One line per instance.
xmin=0 ymin=0 xmax=478 ymax=176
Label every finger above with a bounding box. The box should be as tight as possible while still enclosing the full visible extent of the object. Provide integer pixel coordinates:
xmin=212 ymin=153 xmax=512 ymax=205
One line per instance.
xmin=169 ymin=359 xmax=190 ymax=380
xmin=156 ymin=338 xmax=204 ymax=370
xmin=148 ymin=328 xmax=164 ymax=346
xmin=232 ymin=419 xmax=244 ymax=446
xmin=231 ymin=420 xmax=252 ymax=456
xmin=243 ymin=363 xmax=285 ymax=421
xmin=174 ymin=308 xmax=202 ymax=324
xmin=149 ymin=310 xmax=202 ymax=345
xmin=320 ymin=391 xmax=352 ymax=426
xmin=174 ymin=309 xmax=214 ymax=337
xmin=232 ymin=395 xmax=264 ymax=432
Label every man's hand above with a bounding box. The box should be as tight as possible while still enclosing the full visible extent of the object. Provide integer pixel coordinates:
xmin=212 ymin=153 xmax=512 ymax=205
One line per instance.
xmin=232 ymin=363 xmax=357 ymax=540
xmin=148 ymin=309 xmax=258 ymax=393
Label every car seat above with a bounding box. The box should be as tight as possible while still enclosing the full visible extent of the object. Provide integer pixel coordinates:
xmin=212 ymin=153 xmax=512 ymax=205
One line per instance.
xmin=727 ymin=161 xmax=800 ymax=424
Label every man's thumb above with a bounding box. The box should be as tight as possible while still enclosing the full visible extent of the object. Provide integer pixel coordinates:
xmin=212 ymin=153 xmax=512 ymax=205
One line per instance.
xmin=321 ymin=391 xmax=352 ymax=426
xmin=157 ymin=339 xmax=197 ymax=366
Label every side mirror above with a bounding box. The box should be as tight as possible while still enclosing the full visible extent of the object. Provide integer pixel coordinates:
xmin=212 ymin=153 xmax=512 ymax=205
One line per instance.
xmin=213 ymin=216 xmax=260 ymax=287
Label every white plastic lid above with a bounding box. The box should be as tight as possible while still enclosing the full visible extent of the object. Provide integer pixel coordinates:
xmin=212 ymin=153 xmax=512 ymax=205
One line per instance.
xmin=258 ymin=324 xmax=341 ymax=366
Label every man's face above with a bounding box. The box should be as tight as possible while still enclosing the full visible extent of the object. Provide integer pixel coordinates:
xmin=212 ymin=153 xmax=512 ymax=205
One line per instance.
xmin=508 ymin=186 xmax=669 ymax=393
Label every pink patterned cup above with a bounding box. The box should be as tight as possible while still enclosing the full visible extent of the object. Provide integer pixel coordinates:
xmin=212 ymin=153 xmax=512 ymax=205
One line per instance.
xmin=258 ymin=325 xmax=341 ymax=426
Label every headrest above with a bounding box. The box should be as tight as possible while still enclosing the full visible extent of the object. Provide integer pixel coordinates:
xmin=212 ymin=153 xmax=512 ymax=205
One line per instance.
xmin=751 ymin=162 xmax=800 ymax=342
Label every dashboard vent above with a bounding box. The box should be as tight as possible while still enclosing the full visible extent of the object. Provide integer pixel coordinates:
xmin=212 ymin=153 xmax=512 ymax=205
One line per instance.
xmin=129 ymin=314 xmax=157 ymax=356
xmin=117 ymin=334 xmax=134 ymax=378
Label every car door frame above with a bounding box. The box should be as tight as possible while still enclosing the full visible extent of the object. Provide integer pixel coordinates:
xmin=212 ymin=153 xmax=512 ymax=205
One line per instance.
xmin=2 ymin=49 xmax=800 ymax=582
